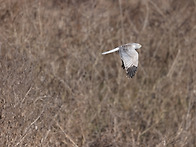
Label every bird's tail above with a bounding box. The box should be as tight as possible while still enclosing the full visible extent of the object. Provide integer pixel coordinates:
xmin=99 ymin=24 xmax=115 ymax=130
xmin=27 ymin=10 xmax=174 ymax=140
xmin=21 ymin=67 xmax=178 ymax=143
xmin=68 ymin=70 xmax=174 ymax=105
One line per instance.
xmin=102 ymin=47 xmax=119 ymax=55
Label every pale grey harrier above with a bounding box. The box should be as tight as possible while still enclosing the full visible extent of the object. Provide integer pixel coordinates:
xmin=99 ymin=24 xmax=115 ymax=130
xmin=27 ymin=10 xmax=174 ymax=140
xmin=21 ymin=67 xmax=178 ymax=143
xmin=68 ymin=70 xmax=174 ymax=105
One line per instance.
xmin=102 ymin=43 xmax=142 ymax=78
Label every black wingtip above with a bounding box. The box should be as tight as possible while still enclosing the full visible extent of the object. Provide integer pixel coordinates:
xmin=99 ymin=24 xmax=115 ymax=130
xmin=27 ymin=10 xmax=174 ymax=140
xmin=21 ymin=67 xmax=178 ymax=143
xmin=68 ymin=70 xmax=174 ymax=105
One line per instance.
xmin=121 ymin=60 xmax=125 ymax=69
xmin=126 ymin=66 xmax=137 ymax=78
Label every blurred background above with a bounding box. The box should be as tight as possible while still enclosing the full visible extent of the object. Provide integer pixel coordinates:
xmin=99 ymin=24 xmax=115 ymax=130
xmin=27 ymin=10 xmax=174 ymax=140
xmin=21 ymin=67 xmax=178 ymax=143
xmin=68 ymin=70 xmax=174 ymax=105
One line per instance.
xmin=0 ymin=0 xmax=195 ymax=146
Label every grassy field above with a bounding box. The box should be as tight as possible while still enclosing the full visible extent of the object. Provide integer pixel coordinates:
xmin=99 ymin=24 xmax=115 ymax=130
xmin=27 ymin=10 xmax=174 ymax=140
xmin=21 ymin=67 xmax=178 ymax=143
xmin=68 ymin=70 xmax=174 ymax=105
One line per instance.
xmin=0 ymin=0 xmax=196 ymax=146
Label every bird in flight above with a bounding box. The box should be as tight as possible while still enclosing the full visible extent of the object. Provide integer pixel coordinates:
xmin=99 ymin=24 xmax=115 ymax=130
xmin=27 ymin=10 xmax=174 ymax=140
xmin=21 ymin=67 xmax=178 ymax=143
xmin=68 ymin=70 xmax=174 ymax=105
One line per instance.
xmin=102 ymin=43 xmax=142 ymax=78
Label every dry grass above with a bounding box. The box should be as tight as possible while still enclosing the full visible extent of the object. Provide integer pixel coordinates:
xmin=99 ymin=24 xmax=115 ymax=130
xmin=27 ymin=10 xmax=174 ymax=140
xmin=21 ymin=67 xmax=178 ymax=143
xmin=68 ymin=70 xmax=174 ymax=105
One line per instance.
xmin=0 ymin=0 xmax=196 ymax=146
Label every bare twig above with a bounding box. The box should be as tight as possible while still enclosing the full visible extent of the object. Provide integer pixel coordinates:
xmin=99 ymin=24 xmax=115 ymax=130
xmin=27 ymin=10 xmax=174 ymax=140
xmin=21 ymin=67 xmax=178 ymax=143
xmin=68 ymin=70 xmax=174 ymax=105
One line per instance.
xmin=167 ymin=49 xmax=181 ymax=77
xmin=15 ymin=106 xmax=45 ymax=146
xmin=118 ymin=0 xmax=125 ymax=43
xmin=56 ymin=121 xmax=79 ymax=147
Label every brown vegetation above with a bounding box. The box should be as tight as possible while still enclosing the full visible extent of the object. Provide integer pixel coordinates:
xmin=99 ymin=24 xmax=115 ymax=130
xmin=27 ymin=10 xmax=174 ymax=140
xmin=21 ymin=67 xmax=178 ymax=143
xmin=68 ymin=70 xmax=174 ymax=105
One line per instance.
xmin=0 ymin=0 xmax=196 ymax=146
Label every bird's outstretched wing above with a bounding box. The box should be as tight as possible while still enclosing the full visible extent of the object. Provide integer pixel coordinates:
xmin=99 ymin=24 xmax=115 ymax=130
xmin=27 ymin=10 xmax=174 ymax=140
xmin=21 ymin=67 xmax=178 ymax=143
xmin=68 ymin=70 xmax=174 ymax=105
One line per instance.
xmin=119 ymin=46 xmax=138 ymax=78
xmin=102 ymin=47 xmax=119 ymax=55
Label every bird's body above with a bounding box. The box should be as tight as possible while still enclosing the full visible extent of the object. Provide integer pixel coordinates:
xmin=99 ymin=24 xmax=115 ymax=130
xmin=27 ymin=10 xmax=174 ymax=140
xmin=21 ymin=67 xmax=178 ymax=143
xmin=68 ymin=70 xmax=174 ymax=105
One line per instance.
xmin=102 ymin=43 xmax=142 ymax=78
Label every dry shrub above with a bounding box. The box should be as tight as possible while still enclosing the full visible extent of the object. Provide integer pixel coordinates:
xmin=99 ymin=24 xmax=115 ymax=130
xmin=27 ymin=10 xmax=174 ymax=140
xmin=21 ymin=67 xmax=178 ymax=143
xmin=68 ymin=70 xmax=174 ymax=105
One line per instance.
xmin=0 ymin=0 xmax=195 ymax=146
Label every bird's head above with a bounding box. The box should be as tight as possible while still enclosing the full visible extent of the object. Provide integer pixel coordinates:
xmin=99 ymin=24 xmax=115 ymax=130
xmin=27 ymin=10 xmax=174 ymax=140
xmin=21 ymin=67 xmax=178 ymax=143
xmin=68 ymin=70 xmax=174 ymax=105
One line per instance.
xmin=132 ymin=43 xmax=142 ymax=49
